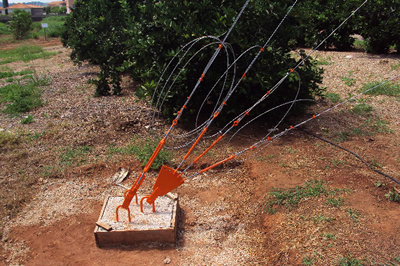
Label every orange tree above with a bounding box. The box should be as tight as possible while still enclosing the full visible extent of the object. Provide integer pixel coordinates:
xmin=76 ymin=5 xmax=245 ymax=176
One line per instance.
xmin=62 ymin=0 xmax=324 ymax=124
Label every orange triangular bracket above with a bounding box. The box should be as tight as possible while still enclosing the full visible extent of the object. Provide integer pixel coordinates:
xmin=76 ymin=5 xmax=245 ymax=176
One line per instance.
xmin=142 ymin=165 xmax=185 ymax=210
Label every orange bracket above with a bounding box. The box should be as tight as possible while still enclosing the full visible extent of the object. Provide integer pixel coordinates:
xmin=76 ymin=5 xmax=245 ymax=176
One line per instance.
xmin=141 ymin=165 xmax=185 ymax=212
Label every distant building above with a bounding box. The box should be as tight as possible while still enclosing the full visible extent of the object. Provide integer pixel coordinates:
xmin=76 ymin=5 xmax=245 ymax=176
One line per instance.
xmin=0 ymin=3 xmax=43 ymax=16
xmin=48 ymin=0 xmax=73 ymax=14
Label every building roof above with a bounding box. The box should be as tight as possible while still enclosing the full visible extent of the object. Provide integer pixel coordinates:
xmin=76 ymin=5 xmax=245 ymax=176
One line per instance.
xmin=8 ymin=3 xmax=43 ymax=9
xmin=47 ymin=1 xmax=66 ymax=7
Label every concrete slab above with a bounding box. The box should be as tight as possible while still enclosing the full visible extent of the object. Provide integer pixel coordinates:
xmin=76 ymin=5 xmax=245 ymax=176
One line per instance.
xmin=94 ymin=195 xmax=179 ymax=247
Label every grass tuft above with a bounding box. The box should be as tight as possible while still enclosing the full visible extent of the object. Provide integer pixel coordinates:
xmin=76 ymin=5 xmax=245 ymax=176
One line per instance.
xmin=362 ymin=81 xmax=400 ymax=97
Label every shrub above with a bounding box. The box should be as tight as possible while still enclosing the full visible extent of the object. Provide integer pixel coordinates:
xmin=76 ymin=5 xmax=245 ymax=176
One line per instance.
xmin=357 ymin=0 xmax=400 ymax=53
xmin=63 ymin=0 xmax=324 ymax=124
xmin=0 ymin=22 xmax=12 ymax=35
xmin=9 ymin=10 xmax=32 ymax=40
xmin=294 ymin=0 xmax=358 ymax=50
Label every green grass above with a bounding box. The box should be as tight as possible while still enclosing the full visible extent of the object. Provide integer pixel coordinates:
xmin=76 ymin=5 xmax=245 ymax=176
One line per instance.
xmin=0 ymin=82 xmax=43 ymax=115
xmin=0 ymin=44 xmax=57 ymax=65
xmin=31 ymin=16 xmax=67 ymax=38
xmin=351 ymin=103 xmax=373 ymax=115
xmin=347 ymin=208 xmax=361 ymax=223
xmin=60 ymin=145 xmax=91 ymax=166
xmin=316 ymin=56 xmax=334 ymax=65
xmin=0 ymin=69 xmax=34 ymax=79
xmin=264 ymin=180 xmax=345 ymax=214
xmin=341 ymin=71 xmax=356 ymax=87
xmin=362 ymin=81 xmax=400 ymax=97
xmin=108 ymin=138 xmax=172 ymax=170
xmin=390 ymin=60 xmax=400 ymax=71
xmin=324 ymin=92 xmax=342 ymax=103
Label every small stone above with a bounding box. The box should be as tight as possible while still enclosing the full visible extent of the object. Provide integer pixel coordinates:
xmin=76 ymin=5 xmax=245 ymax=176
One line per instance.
xmin=164 ymin=257 xmax=171 ymax=264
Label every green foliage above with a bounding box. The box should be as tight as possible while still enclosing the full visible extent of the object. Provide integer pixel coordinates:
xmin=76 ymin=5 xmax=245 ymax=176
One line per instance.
xmin=62 ymin=0 xmax=130 ymax=96
xmin=21 ymin=115 xmax=34 ymax=124
xmin=32 ymin=16 xmax=67 ymax=38
xmin=9 ymin=10 xmax=32 ymax=40
xmin=0 ymin=22 xmax=12 ymax=35
xmin=294 ymin=0 xmax=399 ymax=54
xmin=294 ymin=0 xmax=358 ymax=50
xmin=0 ymin=44 xmax=57 ymax=65
xmin=0 ymin=82 xmax=43 ymax=115
xmin=63 ymin=0 xmax=324 ymax=123
xmin=357 ymin=0 xmax=400 ymax=54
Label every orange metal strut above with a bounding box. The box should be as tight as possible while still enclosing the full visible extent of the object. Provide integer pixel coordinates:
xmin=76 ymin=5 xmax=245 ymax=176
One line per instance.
xmin=115 ymin=138 xmax=166 ymax=222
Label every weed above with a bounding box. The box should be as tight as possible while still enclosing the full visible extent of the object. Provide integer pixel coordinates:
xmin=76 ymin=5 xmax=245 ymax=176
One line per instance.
xmin=341 ymin=71 xmax=356 ymax=87
xmin=331 ymin=159 xmax=346 ymax=167
xmin=385 ymin=187 xmax=399 ymax=202
xmin=335 ymin=131 xmax=352 ymax=142
xmin=302 ymin=256 xmax=314 ymax=265
xmin=337 ymin=256 xmax=364 ymax=266
xmin=264 ymin=180 xmax=331 ymax=214
xmin=324 ymin=92 xmax=342 ymax=103
xmin=326 ymin=196 xmax=344 ymax=207
xmin=288 ymin=146 xmax=298 ymax=154
xmin=316 ymin=56 xmax=333 ymax=65
xmin=256 ymin=154 xmax=277 ymax=161
xmin=0 ymin=82 xmax=43 ymax=115
xmin=375 ymin=181 xmax=386 ymax=188
xmin=313 ymin=215 xmax=333 ymax=223
xmin=362 ymin=81 xmax=400 ymax=97
xmin=323 ymin=233 xmax=336 ymax=240
xmin=60 ymin=145 xmax=91 ymax=166
xmin=21 ymin=115 xmax=34 ymax=124
xmin=347 ymin=208 xmax=361 ymax=223
xmin=390 ymin=60 xmax=400 ymax=71
xmin=373 ymin=119 xmax=392 ymax=133
xmin=351 ymin=103 xmax=373 ymax=115
xmin=29 ymin=71 xmax=51 ymax=86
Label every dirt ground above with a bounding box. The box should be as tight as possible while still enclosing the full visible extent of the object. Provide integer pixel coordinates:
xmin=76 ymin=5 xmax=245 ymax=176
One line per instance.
xmin=0 ymin=38 xmax=399 ymax=265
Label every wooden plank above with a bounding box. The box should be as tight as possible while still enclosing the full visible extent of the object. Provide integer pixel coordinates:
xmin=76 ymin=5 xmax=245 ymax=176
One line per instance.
xmin=95 ymin=221 xmax=112 ymax=231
